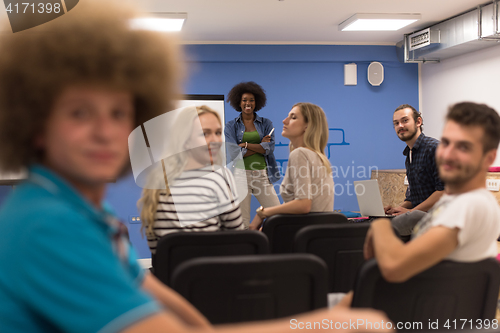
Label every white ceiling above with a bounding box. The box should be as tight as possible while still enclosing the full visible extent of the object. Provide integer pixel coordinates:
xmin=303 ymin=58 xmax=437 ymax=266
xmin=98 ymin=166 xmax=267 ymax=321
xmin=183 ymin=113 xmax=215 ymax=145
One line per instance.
xmin=135 ymin=0 xmax=491 ymax=44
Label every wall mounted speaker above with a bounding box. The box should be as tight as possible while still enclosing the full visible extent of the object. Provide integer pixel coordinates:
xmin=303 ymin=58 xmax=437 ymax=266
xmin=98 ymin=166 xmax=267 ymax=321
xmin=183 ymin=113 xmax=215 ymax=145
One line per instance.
xmin=367 ymin=62 xmax=384 ymax=86
xmin=344 ymin=63 xmax=357 ymax=86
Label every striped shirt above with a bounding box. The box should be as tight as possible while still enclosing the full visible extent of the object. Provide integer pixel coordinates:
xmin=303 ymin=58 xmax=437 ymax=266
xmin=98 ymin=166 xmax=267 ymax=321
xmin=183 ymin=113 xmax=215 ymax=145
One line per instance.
xmin=148 ymin=167 xmax=244 ymax=254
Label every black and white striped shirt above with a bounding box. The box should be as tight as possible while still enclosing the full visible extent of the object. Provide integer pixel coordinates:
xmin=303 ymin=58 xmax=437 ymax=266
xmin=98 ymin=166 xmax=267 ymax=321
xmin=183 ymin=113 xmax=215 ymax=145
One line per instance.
xmin=148 ymin=167 xmax=244 ymax=254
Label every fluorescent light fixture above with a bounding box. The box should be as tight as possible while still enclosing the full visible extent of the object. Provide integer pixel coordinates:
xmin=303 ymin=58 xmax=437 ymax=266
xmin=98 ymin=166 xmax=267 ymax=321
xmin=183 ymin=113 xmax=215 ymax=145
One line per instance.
xmin=130 ymin=13 xmax=187 ymax=32
xmin=339 ymin=14 xmax=421 ymax=31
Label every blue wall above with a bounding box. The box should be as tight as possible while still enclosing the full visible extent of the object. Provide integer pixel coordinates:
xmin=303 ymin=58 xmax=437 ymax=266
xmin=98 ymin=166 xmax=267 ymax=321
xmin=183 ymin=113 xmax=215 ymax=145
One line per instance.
xmin=106 ymin=44 xmax=418 ymax=259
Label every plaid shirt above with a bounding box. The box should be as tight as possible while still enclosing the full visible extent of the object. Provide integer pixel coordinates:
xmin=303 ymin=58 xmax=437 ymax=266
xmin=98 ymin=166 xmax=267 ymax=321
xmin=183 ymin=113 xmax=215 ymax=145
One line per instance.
xmin=403 ymin=133 xmax=445 ymax=207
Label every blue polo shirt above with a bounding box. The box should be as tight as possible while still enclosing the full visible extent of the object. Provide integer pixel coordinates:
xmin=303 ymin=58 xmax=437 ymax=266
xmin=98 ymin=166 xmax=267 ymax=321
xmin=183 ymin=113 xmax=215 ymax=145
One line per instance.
xmin=0 ymin=165 xmax=160 ymax=333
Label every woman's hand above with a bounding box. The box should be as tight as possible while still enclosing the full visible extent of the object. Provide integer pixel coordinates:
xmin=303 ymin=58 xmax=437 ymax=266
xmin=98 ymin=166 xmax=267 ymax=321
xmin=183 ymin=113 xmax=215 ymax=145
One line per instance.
xmin=261 ymin=135 xmax=271 ymax=143
xmin=249 ymin=215 xmax=264 ymax=231
xmin=238 ymin=143 xmax=246 ymax=148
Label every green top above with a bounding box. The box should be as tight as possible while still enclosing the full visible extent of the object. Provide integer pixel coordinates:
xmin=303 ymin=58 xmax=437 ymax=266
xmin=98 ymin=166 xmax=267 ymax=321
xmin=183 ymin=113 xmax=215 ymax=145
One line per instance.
xmin=242 ymin=131 xmax=267 ymax=170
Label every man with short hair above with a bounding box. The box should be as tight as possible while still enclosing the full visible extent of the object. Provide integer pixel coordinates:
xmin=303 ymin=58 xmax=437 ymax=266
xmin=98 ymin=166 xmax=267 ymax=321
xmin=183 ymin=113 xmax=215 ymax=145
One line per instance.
xmin=365 ymin=102 xmax=500 ymax=282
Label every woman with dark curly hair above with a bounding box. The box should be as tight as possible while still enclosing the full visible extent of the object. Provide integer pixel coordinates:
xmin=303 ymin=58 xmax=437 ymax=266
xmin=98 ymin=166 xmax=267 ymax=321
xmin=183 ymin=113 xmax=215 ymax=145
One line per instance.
xmin=225 ymin=81 xmax=281 ymax=227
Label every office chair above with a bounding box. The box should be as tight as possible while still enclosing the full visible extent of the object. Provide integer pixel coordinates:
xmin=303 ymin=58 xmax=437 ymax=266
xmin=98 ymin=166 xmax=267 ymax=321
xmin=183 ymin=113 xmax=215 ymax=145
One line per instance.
xmin=153 ymin=230 xmax=269 ymax=286
xmin=352 ymin=258 xmax=500 ymax=331
xmin=294 ymin=223 xmax=370 ymax=292
xmin=262 ymin=212 xmax=348 ymax=253
xmin=171 ymin=253 xmax=329 ymax=324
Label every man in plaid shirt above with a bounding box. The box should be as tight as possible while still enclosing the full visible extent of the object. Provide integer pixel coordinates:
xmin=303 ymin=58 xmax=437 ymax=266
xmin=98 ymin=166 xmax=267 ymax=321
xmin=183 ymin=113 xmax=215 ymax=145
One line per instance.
xmin=385 ymin=104 xmax=445 ymax=235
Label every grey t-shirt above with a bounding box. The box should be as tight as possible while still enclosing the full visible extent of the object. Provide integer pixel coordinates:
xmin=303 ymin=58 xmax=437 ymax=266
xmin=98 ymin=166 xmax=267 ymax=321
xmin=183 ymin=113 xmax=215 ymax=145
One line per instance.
xmin=280 ymin=147 xmax=334 ymax=212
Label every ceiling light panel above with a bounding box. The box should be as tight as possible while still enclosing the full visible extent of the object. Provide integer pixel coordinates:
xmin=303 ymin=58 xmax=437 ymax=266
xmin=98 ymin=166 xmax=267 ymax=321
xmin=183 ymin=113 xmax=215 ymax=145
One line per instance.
xmin=130 ymin=12 xmax=187 ymax=32
xmin=339 ymin=14 xmax=421 ymax=31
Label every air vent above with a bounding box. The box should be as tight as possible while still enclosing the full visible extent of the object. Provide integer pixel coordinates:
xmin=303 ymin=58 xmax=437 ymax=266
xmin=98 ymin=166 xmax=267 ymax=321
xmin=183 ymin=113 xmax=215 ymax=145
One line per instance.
xmin=409 ymin=28 xmax=439 ymax=51
xmin=397 ymin=1 xmax=500 ymax=63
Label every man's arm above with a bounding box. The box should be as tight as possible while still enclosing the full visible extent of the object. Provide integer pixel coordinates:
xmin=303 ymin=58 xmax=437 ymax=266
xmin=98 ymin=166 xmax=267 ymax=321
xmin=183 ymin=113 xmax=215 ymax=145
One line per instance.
xmin=386 ymin=180 xmax=414 ymax=214
xmin=385 ymin=200 xmax=412 ymax=215
xmin=364 ymin=218 xmax=458 ymax=282
xmin=387 ymin=190 xmax=444 ymax=215
xmin=411 ymin=190 xmax=444 ymax=212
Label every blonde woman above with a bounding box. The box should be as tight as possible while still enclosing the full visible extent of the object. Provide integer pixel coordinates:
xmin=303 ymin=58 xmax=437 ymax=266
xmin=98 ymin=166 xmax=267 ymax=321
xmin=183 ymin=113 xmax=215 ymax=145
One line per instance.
xmin=250 ymin=103 xmax=334 ymax=230
xmin=139 ymin=105 xmax=245 ymax=255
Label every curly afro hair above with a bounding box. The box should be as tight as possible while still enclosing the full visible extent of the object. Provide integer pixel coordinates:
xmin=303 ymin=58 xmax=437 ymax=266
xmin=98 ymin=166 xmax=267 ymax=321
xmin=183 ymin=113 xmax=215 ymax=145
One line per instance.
xmin=227 ymin=81 xmax=267 ymax=112
xmin=0 ymin=0 xmax=182 ymax=173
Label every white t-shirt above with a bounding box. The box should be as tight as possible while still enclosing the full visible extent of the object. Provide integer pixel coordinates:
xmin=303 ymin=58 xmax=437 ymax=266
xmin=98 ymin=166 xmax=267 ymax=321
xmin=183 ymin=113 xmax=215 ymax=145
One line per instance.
xmin=412 ymin=188 xmax=500 ymax=262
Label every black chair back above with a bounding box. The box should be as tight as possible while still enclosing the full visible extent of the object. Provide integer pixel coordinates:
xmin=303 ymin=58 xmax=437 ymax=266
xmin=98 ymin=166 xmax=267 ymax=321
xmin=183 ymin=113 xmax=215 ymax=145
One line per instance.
xmin=171 ymin=254 xmax=328 ymax=324
xmin=153 ymin=230 xmax=269 ymax=286
xmin=294 ymin=223 xmax=370 ymax=292
xmin=352 ymin=258 xmax=500 ymax=330
xmin=262 ymin=212 xmax=348 ymax=253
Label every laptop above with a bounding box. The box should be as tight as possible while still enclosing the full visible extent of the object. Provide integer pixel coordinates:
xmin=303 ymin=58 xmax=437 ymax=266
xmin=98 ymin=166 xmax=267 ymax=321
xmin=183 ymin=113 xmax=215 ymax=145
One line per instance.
xmin=353 ymin=179 xmax=395 ymax=218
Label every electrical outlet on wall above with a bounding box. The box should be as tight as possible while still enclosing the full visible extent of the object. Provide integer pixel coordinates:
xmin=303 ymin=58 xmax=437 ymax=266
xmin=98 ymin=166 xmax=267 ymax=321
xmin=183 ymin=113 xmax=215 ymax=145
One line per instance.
xmin=486 ymin=179 xmax=500 ymax=191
